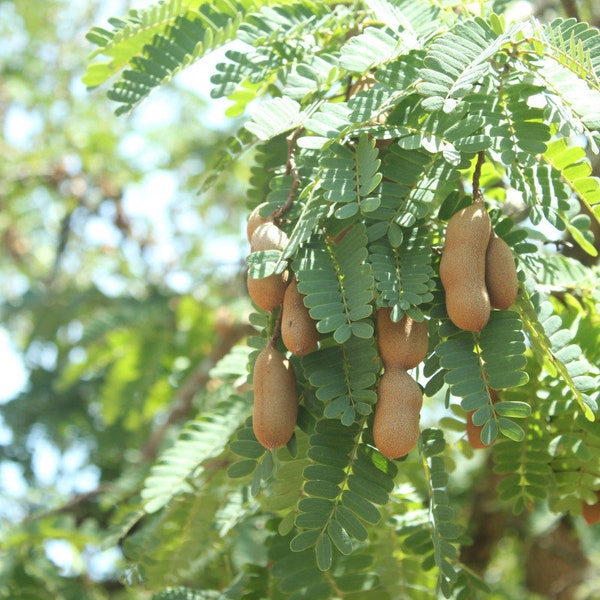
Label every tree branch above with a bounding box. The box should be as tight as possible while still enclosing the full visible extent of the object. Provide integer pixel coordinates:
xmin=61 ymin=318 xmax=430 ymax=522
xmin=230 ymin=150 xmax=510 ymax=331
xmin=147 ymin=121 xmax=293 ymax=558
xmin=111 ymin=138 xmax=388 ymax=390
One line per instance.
xmin=140 ymin=318 xmax=254 ymax=463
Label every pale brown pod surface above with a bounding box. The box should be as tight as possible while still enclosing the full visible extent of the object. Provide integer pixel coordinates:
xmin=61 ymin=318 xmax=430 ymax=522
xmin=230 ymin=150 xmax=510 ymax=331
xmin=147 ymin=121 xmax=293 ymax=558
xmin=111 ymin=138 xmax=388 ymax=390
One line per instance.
xmin=252 ymin=342 xmax=298 ymax=449
xmin=376 ymin=307 xmax=428 ymax=370
xmin=281 ymin=279 xmax=319 ymax=356
xmin=485 ymin=231 xmax=518 ymax=310
xmin=250 ymin=222 xmax=288 ymax=252
xmin=247 ymin=269 xmax=289 ymax=312
xmin=440 ymin=202 xmax=492 ymax=333
xmin=247 ymin=202 xmax=271 ymax=242
xmin=373 ymin=367 xmax=423 ymax=459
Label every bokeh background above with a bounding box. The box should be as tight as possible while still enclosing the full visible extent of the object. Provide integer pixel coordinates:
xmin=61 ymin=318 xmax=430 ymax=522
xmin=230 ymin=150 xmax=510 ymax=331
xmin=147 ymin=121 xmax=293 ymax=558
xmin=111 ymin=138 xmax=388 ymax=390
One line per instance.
xmin=1 ymin=0 xmax=600 ymax=597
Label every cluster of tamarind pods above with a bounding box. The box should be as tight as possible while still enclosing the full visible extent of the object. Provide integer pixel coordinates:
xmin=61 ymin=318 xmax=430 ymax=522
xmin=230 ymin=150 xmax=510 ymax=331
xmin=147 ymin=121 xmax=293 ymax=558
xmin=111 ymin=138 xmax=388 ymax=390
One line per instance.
xmin=246 ymin=192 xmax=520 ymax=459
xmin=244 ymin=198 xmax=600 ymax=525
xmin=440 ymin=193 xmax=520 ymax=449
xmin=246 ymin=204 xmax=319 ymax=450
xmin=439 ymin=193 xmax=519 ymax=333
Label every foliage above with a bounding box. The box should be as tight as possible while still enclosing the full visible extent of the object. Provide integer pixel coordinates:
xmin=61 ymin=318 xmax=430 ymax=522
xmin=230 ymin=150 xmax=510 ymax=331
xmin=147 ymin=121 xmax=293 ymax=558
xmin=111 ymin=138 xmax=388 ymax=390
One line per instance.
xmin=3 ymin=0 xmax=600 ymax=598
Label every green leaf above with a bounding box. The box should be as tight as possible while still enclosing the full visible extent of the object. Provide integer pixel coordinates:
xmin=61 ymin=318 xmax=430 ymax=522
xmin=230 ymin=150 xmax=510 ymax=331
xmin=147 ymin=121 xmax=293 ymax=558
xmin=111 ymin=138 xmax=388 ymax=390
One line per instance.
xmin=494 ymin=401 xmax=531 ymax=418
xmin=339 ymin=26 xmax=403 ymax=72
xmin=141 ymin=395 xmax=249 ymax=513
xmin=245 ymin=97 xmax=305 ymax=140
xmin=226 ymin=459 xmax=257 ymax=478
xmin=341 ymin=489 xmax=381 ymax=524
xmin=497 ymin=417 xmax=525 ymax=442
xmin=328 ymin=520 xmax=353 ymax=555
xmin=89 ymin=2 xmax=257 ymax=114
xmin=417 ymin=18 xmax=523 ymax=112
xmin=290 ymin=530 xmax=321 ymax=552
xmin=315 ymin=534 xmax=333 ymax=571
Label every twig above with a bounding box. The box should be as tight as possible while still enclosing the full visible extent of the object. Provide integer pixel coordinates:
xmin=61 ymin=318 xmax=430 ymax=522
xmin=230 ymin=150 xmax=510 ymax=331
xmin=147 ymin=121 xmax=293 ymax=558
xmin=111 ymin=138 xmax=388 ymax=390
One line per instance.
xmin=472 ymin=151 xmax=486 ymax=203
xmin=268 ymin=307 xmax=284 ymax=346
xmin=271 ymin=128 xmax=303 ymax=221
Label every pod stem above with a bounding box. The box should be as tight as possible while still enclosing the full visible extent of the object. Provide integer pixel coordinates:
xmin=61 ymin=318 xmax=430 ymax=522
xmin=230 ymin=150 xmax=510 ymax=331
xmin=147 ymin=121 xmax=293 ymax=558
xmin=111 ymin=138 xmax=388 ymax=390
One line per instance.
xmin=472 ymin=150 xmax=486 ymax=204
xmin=271 ymin=128 xmax=303 ymax=222
xmin=268 ymin=306 xmax=284 ymax=346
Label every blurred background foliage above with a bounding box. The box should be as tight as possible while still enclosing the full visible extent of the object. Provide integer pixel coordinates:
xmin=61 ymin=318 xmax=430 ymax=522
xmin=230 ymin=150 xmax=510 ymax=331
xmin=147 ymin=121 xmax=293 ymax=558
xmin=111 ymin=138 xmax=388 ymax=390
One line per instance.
xmin=0 ymin=0 xmax=600 ymax=598
xmin=1 ymin=0 xmax=251 ymax=596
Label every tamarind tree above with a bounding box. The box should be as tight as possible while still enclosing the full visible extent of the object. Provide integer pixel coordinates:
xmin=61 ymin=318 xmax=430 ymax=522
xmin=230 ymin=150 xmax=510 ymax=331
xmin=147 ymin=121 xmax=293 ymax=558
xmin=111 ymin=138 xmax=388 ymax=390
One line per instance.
xmin=3 ymin=0 xmax=600 ymax=598
xmin=84 ymin=0 xmax=600 ymax=597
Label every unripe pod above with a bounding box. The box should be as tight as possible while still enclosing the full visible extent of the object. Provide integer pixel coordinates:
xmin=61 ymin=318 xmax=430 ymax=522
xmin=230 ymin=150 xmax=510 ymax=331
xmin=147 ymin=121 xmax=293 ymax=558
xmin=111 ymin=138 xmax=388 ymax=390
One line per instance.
xmin=252 ymin=341 xmax=298 ymax=449
xmin=373 ymin=367 xmax=423 ymax=459
xmin=281 ymin=279 xmax=319 ymax=356
xmin=440 ymin=202 xmax=492 ymax=333
xmin=247 ymin=269 xmax=289 ymax=312
xmin=466 ymin=388 xmax=499 ymax=450
xmin=247 ymin=203 xmax=271 ymax=242
xmin=250 ymin=222 xmax=288 ymax=252
xmin=582 ymin=491 xmax=600 ymax=525
xmin=485 ymin=231 xmax=518 ymax=310
xmin=376 ymin=307 xmax=428 ymax=370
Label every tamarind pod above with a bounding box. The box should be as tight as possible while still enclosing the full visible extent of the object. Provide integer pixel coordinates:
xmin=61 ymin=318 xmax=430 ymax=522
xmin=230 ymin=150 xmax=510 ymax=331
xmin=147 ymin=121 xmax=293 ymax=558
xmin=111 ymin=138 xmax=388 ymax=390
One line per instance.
xmin=373 ymin=367 xmax=423 ymax=459
xmin=440 ymin=202 xmax=492 ymax=333
xmin=250 ymin=222 xmax=288 ymax=252
xmin=485 ymin=231 xmax=518 ymax=310
xmin=466 ymin=388 xmax=499 ymax=450
xmin=247 ymin=269 xmax=289 ymax=312
xmin=281 ymin=279 xmax=319 ymax=356
xmin=247 ymin=202 xmax=271 ymax=242
xmin=252 ymin=341 xmax=298 ymax=450
xmin=582 ymin=491 xmax=600 ymax=525
xmin=376 ymin=307 xmax=428 ymax=370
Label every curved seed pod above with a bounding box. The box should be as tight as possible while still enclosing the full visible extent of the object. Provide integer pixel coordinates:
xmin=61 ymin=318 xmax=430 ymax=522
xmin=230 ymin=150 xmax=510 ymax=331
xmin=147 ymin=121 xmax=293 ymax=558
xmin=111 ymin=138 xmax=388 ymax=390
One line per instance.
xmin=485 ymin=231 xmax=518 ymax=310
xmin=252 ymin=341 xmax=298 ymax=450
xmin=281 ymin=279 xmax=319 ymax=356
xmin=582 ymin=491 xmax=600 ymax=525
xmin=247 ymin=269 xmax=289 ymax=312
xmin=247 ymin=202 xmax=271 ymax=242
xmin=376 ymin=307 xmax=428 ymax=370
xmin=250 ymin=221 xmax=288 ymax=252
xmin=466 ymin=388 xmax=499 ymax=450
xmin=440 ymin=201 xmax=492 ymax=333
xmin=373 ymin=367 xmax=423 ymax=459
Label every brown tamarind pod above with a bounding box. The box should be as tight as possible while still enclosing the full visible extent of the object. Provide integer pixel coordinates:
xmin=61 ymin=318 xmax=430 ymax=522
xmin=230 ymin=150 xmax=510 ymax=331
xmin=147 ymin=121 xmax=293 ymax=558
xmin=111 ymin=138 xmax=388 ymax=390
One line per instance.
xmin=252 ymin=341 xmax=298 ymax=450
xmin=250 ymin=221 xmax=288 ymax=252
xmin=376 ymin=307 xmax=428 ymax=370
xmin=247 ymin=202 xmax=271 ymax=242
xmin=373 ymin=367 xmax=423 ymax=459
xmin=485 ymin=231 xmax=518 ymax=310
xmin=247 ymin=268 xmax=289 ymax=312
xmin=281 ymin=279 xmax=319 ymax=356
xmin=440 ymin=201 xmax=492 ymax=333
xmin=582 ymin=491 xmax=600 ymax=525
xmin=466 ymin=388 xmax=499 ymax=449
